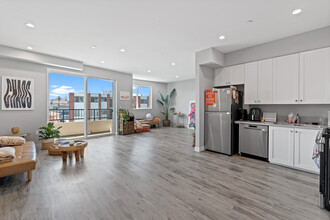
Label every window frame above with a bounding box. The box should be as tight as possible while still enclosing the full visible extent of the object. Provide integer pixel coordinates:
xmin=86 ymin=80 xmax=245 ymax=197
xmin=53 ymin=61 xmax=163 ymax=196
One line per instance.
xmin=133 ymin=85 xmax=152 ymax=110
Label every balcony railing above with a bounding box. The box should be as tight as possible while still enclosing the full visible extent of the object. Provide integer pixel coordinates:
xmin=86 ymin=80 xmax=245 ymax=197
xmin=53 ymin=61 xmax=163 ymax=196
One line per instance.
xmin=49 ymin=108 xmax=113 ymax=122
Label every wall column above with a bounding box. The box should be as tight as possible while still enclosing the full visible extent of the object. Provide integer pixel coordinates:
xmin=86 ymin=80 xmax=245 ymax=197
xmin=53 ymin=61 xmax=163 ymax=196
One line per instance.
xmin=87 ymin=93 xmax=91 ymax=120
xmin=107 ymin=94 xmax=111 ymax=119
xmin=98 ymin=94 xmax=102 ymax=120
xmin=69 ymin=93 xmax=74 ymax=122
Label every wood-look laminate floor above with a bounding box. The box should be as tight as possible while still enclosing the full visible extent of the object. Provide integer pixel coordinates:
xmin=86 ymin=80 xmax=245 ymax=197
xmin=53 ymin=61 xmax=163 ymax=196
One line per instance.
xmin=1 ymin=127 xmax=330 ymax=220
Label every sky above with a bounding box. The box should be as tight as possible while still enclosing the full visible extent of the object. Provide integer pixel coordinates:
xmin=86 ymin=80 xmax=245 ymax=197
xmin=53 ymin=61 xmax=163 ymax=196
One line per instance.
xmin=133 ymin=86 xmax=150 ymax=97
xmin=49 ymin=73 xmax=113 ymax=99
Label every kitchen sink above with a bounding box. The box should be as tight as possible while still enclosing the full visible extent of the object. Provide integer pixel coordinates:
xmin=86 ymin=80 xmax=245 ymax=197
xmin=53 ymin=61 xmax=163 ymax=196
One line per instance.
xmin=272 ymin=122 xmax=324 ymax=128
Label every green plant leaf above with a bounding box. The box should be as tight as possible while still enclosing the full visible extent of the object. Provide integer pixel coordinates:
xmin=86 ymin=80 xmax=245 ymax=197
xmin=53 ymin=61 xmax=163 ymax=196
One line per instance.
xmin=157 ymin=100 xmax=164 ymax=106
xmin=158 ymin=91 xmax=165 ymax=102
xmin=169 ymin=88 xmax=176 ymax=98
xmin=165 ymin=95 xmax=169 ymax=105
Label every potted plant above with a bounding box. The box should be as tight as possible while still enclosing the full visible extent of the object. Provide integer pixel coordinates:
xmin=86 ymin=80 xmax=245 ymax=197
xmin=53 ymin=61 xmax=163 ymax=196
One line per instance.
xmin=118 ymin=108 xmax=134 ymax=135
xmin=157 ymin=88 xmax=176 ymax=126
xmin=39 ymin=122 xmax=62 ymax=150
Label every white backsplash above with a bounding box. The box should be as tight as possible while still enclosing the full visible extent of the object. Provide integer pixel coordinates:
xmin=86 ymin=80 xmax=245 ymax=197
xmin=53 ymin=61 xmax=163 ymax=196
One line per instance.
xmin=249 ymin=104 xmax=330 ymax=125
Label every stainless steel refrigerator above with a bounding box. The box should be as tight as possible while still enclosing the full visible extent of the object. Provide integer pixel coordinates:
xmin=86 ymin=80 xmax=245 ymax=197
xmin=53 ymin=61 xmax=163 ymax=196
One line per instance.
xmin=204 ymin=87 xmax=242 ymax=155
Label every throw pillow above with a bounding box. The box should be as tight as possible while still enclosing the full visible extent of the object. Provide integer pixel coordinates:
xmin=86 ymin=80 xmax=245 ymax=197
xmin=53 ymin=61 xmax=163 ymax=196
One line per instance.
xmin=0 ymin=136 xmax=26 ymax=147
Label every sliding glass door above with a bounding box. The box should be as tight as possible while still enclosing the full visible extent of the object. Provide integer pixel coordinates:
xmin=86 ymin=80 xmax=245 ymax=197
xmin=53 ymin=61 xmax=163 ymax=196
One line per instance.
xmin=48 ymin=72 xmax=114 ymax=139
xmin=86 ymin=78 xmax=114 ymax=137
xmin=48 ymin=73 xmax=85 ymax=138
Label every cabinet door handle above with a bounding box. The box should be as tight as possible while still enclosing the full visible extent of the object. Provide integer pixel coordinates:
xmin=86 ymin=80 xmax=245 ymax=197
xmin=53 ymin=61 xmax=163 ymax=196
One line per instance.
xmin=290 ymin=130 xmax=293 ymax=133
xmin=300 ymin=100 xmax=303 ymax=102
xmin=295 ymin=131 xmax=298 ymax=133
xmin=295 ymin=100 xmax=298 ymax=102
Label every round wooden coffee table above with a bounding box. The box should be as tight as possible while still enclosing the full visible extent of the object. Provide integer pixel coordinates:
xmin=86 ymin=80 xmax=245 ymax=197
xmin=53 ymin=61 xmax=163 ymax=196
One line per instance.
xmin=50 ymin=140 xmax=88 ymax=162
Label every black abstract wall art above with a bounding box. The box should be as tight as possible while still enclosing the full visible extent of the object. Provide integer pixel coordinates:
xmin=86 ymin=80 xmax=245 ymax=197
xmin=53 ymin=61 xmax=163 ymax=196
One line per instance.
xmin=2 ymin=76 xmax=34 ymax=110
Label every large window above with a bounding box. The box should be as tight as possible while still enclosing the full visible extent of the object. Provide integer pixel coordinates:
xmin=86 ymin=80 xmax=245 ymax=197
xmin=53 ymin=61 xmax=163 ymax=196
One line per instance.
xmin=48 ymin=72 xmax=114 ymax=138
xmin=133 ymin=85 xmax=151 ymax=109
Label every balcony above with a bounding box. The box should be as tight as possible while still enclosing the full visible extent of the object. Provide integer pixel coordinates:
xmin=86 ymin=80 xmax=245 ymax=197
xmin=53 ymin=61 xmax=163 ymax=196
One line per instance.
xmin=49 ymin=109 xmax=113 ymax=138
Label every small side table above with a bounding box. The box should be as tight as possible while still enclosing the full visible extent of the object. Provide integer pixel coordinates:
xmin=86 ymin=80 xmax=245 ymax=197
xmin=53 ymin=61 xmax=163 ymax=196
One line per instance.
xmin=50 ymin=141 xmax=88 ymax=162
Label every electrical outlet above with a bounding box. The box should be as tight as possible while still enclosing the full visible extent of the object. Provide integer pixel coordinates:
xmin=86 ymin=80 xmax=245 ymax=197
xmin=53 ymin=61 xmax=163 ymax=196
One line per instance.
xmin=35 ymin=130 xmax=39 ymax=135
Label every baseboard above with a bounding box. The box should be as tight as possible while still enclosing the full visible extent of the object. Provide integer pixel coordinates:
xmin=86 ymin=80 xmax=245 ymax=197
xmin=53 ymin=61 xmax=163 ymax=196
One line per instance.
xmin=194 ymin=145 xmax=205 ymax=152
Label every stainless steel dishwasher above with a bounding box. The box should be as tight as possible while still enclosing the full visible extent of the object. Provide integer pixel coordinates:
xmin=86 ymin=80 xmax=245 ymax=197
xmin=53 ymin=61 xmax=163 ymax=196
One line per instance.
xmin=239 ymin=124 xmax=268 ymax=159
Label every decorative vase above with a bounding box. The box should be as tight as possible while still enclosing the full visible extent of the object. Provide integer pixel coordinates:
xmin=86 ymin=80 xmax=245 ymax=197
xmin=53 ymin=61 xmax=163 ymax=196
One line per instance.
xmin=11 ymin=127 xmax=20 ymax=134
xmin=163 ymin=120 xmax=170 ymax=127
xmin=42 ymin=138 xmax=54 ymax=150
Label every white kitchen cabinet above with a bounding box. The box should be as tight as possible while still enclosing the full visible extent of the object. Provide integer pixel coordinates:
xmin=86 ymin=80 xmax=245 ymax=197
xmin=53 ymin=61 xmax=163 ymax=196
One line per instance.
xmin=257 ymin=59 xmax=273 ymax=104
xmin=244 ymin=60 xmax=273 ymax=104
xmin=269 ymin=127 xmax=294 ymax=167
xmin=229 ymin=64 xmax=245 ymax=85
xmin=294 ymin=128 xmax=320 ymax=173
xmin=300 ymin=48 xmax=330 ymax=104
xmin=214 ymin=67 xmax=229 ymax=86
xmin=214 ymin=64 xmax=244 ymax=87
xmin=269 ymin=126 xmax=321 ymax=173
xmin=244 ymin=62 xmax=258 ymax=104
xmin=273 ymin=54 xmax=299 ymax=104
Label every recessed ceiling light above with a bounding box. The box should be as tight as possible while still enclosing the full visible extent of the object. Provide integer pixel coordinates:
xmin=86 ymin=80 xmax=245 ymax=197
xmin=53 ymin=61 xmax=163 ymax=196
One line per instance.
xmin=176 ymin=76 xmax=179 ymax=78
xmin=292 ymin=8 xmax=302 ymax=15
xmin=27 ymin=46 xmax=33 ymax=50
xmin=25 ymin=22 xmax=35 ymax=28
xmin=147 ymin=70 xmax=151 ymax=73
xmin=120 ymin=48 xmax=126 ymax=52
xmin=100 ymin=61 xmax=105 ymax=64
xmin=171 ymin=62 xmax=176 ymax=66
xmin=219 ymin=35 xmax=226 ymax=40
xmin=92 ymin=45 xmax=96 ymax=49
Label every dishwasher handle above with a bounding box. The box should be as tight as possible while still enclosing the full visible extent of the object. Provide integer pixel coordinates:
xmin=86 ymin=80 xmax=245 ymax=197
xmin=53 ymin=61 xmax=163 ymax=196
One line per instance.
xmin=243 ymin=125 xmax=268 ymax=132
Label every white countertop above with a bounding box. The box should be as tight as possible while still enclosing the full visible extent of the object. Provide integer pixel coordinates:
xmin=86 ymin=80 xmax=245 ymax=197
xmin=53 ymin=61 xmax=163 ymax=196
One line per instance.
xmin=235 ymin=120 xmax=326 ymax=130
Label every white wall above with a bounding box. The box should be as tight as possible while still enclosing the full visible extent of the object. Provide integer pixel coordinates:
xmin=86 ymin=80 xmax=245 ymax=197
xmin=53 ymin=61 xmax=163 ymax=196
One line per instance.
xmin=0 ymin=49 xmax=133 ymax=145
xmin=0 ymin=58 xmax=48 ymax=143
xmin=167 ymin=79 xmax=196 ymax=126
xmin=131 ymin=79 xmax=167 ymax=120
xmin=225 ymin=26 xmax=330 ymax=66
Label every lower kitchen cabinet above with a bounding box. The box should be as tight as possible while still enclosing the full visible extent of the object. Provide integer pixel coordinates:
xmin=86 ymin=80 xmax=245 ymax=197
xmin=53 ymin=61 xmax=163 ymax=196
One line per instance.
xmin=269 ymin=127 xmax=294 ymax=167
xmin=294 ymin=128 xmax=320 ymax=173
xmin=269 ymin=126 xmax=321 ymax=173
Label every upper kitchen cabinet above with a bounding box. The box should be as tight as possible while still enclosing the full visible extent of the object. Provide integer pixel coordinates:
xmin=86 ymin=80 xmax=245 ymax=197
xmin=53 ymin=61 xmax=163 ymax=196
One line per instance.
xmin=300 ymin=47 xmax=330 ymax=104
xmin=273 ymin=54 xmax=299 ymax=104
xmin=229 ymin=64 xmax=245 ymax=85
xmin=244 ymin=59 xmax=273 ymax=105
xmin=257 ymin=59 xmax=273 ymax=104
xmin=214 ymin=67 xmax=229 ymax=86
xmin=214 ymin=64 xmax=244 ymax=87
xmin=244 ymin=62 xmax=258 ymax=104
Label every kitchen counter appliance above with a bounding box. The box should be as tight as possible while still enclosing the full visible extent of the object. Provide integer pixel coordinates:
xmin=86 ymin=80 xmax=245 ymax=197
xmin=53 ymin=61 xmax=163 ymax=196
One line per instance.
xmin=250 ymin=108 xmax=262 ymax=121
xmin=204 ymin=87 xmax=242 ymax=155
xmin=239 ymin=108 xmax=248 ymax=121
xmin=239 ymin=124 xmax=268 ymax=159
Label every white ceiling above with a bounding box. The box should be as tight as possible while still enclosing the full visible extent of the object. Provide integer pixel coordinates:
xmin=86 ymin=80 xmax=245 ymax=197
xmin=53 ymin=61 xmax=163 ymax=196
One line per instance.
xmin=0 ymin=0 xmax=329 ymax=82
